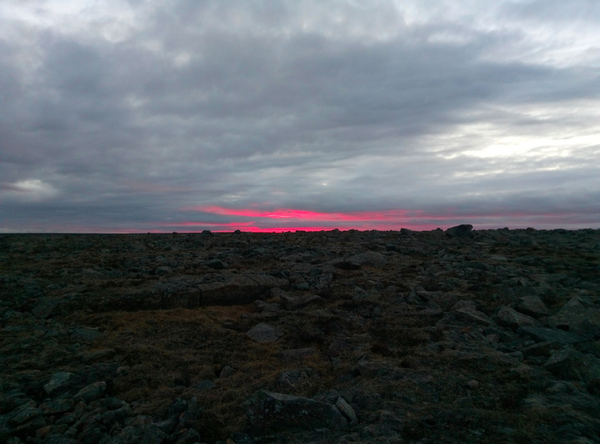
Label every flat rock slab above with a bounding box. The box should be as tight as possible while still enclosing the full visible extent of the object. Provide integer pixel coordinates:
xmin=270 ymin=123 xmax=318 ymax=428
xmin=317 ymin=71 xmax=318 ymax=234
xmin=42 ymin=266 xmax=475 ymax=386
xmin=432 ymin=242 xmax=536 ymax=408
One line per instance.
xmin=246 ymin=323 xmax=283 ymax=343
xmin=199 ymin=274 xmax=289 ymax=305
xmin=244 ymin=390 xmax=347 ymax=434
xmin=346 ymin=252 xmax=387 ymax=267
xmin=519 ymin=326 xmax=588 ymax=344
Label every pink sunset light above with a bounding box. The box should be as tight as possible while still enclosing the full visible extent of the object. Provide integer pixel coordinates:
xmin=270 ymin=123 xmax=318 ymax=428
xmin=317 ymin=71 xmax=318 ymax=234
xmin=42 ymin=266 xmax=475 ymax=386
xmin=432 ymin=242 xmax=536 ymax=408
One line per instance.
xmin=163 ymin=205 xmax=595 ymax=233
xmin=177 ymin=205 xmax=439 ymax=232
xmin=184 ymin=206 xmax=410 ymax=222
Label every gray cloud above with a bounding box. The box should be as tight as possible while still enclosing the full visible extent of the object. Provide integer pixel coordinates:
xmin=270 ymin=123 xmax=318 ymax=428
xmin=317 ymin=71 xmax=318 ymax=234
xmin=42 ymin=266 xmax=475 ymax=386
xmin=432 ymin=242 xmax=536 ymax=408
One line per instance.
xmin=1 ymin=0 xmax=599 ymax=232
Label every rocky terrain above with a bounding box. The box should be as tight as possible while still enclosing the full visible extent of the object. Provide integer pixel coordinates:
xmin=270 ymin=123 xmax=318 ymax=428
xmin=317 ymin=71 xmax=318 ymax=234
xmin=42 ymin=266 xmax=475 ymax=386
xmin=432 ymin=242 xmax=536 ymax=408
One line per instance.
xmin=1 ymin=225 xmax=600 ymax=443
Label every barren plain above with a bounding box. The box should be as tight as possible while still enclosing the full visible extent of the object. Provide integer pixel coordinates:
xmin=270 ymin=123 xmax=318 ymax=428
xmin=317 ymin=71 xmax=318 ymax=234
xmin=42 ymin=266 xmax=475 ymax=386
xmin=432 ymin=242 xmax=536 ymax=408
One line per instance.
xmin=1 ymin=226 xmax=600 ymax=443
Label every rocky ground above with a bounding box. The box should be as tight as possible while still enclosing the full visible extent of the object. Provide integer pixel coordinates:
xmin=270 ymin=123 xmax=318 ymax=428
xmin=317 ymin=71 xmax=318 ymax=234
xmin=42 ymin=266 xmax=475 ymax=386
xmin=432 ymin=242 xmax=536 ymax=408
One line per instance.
xmin=1 ymin=226 xmax=600 ymax=444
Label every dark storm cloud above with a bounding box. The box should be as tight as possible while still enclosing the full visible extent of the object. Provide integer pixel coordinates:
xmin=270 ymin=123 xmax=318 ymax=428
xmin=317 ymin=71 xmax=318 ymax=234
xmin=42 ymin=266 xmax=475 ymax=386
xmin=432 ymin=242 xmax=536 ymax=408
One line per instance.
xmin=1 ymin=0 xmax=599 ymax=232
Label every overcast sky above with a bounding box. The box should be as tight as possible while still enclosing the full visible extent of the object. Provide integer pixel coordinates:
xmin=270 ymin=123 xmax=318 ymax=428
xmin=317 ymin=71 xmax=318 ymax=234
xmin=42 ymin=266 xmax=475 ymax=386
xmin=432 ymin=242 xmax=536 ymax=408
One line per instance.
xmin=1 ymin=0 xmax=599 ymax=233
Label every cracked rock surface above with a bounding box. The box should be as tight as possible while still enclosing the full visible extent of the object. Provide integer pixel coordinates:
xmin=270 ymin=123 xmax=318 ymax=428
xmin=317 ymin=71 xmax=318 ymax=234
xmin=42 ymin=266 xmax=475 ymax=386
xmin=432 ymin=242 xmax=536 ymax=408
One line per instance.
xmin=1 ymin=227 xmax=600 ymax=443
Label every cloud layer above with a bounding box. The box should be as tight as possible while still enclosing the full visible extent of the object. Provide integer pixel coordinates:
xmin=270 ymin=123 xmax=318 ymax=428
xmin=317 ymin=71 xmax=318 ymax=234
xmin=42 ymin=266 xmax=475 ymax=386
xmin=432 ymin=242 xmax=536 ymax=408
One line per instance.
xmin=1 ymin=0 xmax=599 ymax=232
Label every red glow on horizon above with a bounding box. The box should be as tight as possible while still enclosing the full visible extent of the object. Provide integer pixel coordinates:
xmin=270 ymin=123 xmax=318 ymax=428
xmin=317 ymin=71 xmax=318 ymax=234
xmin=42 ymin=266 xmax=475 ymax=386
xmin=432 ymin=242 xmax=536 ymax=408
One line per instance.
xmin=183 ymin=205 xmax=410 ymax=222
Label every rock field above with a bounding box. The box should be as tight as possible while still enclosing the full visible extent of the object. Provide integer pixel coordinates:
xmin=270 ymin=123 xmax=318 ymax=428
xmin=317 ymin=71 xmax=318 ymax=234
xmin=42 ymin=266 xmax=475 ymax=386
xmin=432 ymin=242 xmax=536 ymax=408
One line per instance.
xmin=1 ymin=226 xmax=600 ymax=443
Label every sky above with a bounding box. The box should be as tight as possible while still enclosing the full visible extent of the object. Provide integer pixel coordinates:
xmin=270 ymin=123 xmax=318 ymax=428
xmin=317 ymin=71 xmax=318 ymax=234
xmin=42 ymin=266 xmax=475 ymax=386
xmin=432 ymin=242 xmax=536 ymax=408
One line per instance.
xmin=1 ymin=0 xmax=599 ymax=233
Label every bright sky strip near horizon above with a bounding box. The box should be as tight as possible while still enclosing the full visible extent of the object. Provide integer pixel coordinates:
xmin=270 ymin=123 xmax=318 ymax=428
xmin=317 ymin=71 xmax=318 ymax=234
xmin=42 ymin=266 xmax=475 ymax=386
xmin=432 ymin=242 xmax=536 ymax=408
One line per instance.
xmin=1 ymin=0 xmax=599 ymax=233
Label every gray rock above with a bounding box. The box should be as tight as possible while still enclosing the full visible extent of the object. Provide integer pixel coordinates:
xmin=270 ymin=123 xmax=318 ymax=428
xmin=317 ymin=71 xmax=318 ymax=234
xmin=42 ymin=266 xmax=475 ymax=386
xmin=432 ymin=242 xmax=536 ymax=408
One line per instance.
xmin=174 ymin=427 xmax=201 ymax=444
xmin=205 ymin=259 xmax=227 ymax=269
xmin=549 ymin=296 xmax=600 ymax=338
xmin=196 ymin=380 xmax=216 ymax=391
xmin=8 ymin=401 xmax=42 ymax=426
xmin=521 ymin=341 xmax=558 ymax=357
xmin=440 ymin=307 xmax=494 ymax=326
xmin=276 ymin=368 xmax=315 ymax=392
xmin=44 ymin=437 xmax=80 ymax=444
xmin=199 ymin=274 xmax=288 ymax=305
xmin=71 ymin=327 xmax=102 ymax=343
xmin=39 ymin=399 xmax=75 ymax=415
xmin=519 ymin=326 xmax=588 ymax=344
xmin=246 ymin=323 xmax=283 ymax=343
xmin=280 ymin=293 xmax=325 ymax=311
xmin=346 ymin=252 xmax=387 ymax=267
xmin=244 ymin=390 xmax=347 ymax=434
xmin=44 ymin=371 xmax=75 ymax=395
xmin=445 ymin=224 xmax=473 ymax=238
xmin=495 ymin=306 xmax=539 ymax=331
xmin=219 ymin=365 xmax=235 ymax=378
xmin=332 ymin=260 xmax=362 ymax=270
xmin=141 ymin=424 xmax=169 ymax=444
xmin=31 ymin=298 xmax=59 ymax=319
xmin=78 ymin=348 xmax=116 ymax=364
xmin=74 ymin=381 xmax=107 ymax=403
xmin=155 ymin=266 xmax=173 ymax=275
xmin=278 ymin=347 xmax=319 ymax=363
xmin=517 ymin=295 xmax=550 ymax=317
xmin=544 ymin=348 xmax=600 ymax=385
xmin=336 ymin=397 xmax=358 ymax=424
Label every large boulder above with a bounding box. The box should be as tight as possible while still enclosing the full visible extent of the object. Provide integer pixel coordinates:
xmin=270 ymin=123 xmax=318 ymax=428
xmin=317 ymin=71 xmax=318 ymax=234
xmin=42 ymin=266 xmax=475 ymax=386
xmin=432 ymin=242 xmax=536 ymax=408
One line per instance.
xmin=445 ymin=224 xmax=473 ymax=238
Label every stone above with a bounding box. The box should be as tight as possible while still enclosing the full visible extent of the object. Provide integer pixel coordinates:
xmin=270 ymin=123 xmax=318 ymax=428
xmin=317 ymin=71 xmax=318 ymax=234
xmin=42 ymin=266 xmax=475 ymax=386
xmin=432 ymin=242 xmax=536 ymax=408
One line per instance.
xmin=276 ymin=369 xmax=315 ymax=392
xmin=174 ymin=428 xmax=201 ymax=444
xmin=332 ymin=260 xmax=362 ymax=270
xmin=346 ymin=252 xmax=387 ymax=267
xmin=544 ymin=348 xmax=600 ymax=385
xmin=278 ymin=347 xmax=319 ymax=363
xmin=9 ymin=401 xmax=42 ymax=426
xmin=70 ymin=327 xmax=102 ymax=343
xmin=31 ymin=298 xmax=59 ymax=319
xmin=445 ymin=224 xmax=473 ymax=238
xmin=521 ymin=341 xmax=558 ymax=357
xmin=244 ymin=390 xmax=347 ymax=434
xmin=219 ymin=365 xmax=235 ymax=378
xmin=139 ymin=424 xmax=168 ymax=444
xmin=495 ymin=306 xmax=539 ymax=331
xmin=155 ymin=266 xmax=172 ymax=275
xmin=205 ymin=259 xmax=227 ymax=269
xmin=519 ymin=326 xmax=588 ymax=344
xmin=335 ymin=397 xmax=358 ymax=424
xmin=78 ymin=348 xmax=116 ymax=364
xmin=44 ymin=372 xmax=75 ymax=395
xmin=199 ymin=274 xmax=288 ymax=305
xmin=196 ymin=380 xmax=216 ymax=391
xmin=549 ymin=296 xmax=600 ymax=338
xmin=439 ymin=307 xmax=494 ymax=326
xmin=466 ymin=379 xmax=480 ymax=389
xmin=246 ymin=323 xmax=283 ymax=343
xmin=516 ymin=295 xmax=550 ymax=317
xmin=74 ymin=381 xmax=107 ymax=403
xmin=39 ymin=399 xmax=75 ymax=415
xmin=280 ymin=293 xmax=325 ymax=311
